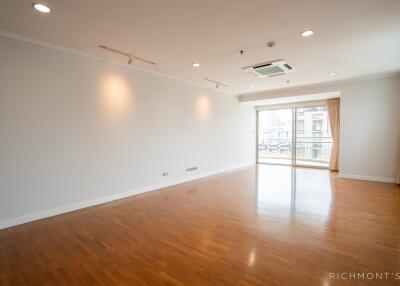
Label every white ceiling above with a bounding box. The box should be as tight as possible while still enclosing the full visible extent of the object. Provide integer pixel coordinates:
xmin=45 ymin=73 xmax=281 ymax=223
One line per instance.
xmin=1 ymin=0 xmax=400 ymax=95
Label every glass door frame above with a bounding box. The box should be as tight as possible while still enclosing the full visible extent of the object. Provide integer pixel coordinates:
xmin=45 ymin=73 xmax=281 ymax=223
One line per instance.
xmin=256 ymin=101 xmax=331 ymax=169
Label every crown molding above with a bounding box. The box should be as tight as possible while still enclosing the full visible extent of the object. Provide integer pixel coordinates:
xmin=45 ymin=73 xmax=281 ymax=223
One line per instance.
xmin=0 ymin=30 xmax=234 ymax=96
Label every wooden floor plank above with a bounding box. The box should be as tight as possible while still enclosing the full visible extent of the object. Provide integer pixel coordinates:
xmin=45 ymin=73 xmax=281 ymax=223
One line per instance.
xmin=0 ymin=164 xmax=399 ymax=285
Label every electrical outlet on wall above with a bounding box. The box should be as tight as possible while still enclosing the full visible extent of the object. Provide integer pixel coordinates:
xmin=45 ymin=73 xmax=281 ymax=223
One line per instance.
xmin=186 ymin=167 xmax=198 ymax=172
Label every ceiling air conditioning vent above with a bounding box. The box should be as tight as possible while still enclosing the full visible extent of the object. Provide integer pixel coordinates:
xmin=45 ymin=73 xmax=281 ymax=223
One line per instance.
xmin=243 ymin=59 xmax=294 ymax=78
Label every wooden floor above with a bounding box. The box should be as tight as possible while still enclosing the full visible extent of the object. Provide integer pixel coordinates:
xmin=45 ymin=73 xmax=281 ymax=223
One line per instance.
xmin=0 ymin=165 xmax=399 ymax=286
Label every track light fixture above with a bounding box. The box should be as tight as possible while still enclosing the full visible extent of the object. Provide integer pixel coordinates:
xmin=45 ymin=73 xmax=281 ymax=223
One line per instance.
xmin=203 ymin=78 xmax=228 ymax=89
xmin=99 ymin=45 xmax=156 ymax=65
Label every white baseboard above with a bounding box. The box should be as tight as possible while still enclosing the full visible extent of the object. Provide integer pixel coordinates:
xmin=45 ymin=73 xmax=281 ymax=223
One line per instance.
xmin=338 ymin=173 xmax=396 ymax=183
xmin=0 ymin=162 xmax=254 ymax=230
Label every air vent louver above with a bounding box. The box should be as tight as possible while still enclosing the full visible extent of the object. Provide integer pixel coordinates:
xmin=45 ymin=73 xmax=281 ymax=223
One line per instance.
xmin=243 ymin=60 xmax=294 ymax=78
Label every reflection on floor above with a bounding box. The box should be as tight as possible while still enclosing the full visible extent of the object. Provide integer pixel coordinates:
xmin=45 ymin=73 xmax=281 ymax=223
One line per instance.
xmin=0 ymin=164 xmax=399 ymax=285
xmin=259 ymin=157 xmax=329 ymax=167
xmin=257 ymin=164 xmax=332 ymax=225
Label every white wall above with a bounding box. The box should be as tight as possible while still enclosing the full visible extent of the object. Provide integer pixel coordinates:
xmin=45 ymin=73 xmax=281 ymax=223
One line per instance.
xmin=240 ymin=75 xmax=400 ymax=182
xmin=0 ymin=35 xmax=255 ymax=227
xmin=338 ymin=77 xmax=400 ymax=182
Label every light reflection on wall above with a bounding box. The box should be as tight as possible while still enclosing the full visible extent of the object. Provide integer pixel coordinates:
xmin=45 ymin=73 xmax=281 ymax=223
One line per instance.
xmin=195 ymin=95 xmax=211 ymax=126
xmin=100 ymin=74 xmax=133 ymax=120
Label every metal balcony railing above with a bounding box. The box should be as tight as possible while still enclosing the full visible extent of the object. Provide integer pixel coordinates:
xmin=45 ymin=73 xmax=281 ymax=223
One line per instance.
xmin=258 ymin=137 xmax=333 ymax=163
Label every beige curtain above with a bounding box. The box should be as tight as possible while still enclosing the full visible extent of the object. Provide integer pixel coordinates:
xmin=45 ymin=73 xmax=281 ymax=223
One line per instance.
xmin=327 ymin=99 xmax=340 ymax=171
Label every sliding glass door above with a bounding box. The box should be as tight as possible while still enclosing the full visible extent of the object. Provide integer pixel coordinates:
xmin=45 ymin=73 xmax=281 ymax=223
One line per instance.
xmin=258 ymin=108 xmax=293 ymax=165
xmin=257 ymin=104 xmax=333 ymax=168
xmin=295 ymin=106 xmax=332 ymax=167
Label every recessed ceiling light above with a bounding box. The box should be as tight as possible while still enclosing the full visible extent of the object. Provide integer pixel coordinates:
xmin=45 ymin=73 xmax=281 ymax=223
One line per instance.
xmin=33 ymin=3 xmax=51 ymax=13
xmin=251 ymin=85 xmax=255 ymax=89
xmin=192 ymin=63 xmax=200 ymax=67
xmin=301 ymin=30 xmax=315 ymax=37
xmin=329 ymin=72 xmax=337 ymax=76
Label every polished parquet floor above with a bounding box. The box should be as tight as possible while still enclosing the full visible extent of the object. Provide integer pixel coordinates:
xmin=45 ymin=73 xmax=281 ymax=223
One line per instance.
xmin=0 ymin=164 xmax=399 ymax=285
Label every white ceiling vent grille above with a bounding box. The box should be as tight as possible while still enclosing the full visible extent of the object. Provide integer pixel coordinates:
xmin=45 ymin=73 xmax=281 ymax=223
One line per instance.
xmin=243 ymin=59 xmax=294 ymax=78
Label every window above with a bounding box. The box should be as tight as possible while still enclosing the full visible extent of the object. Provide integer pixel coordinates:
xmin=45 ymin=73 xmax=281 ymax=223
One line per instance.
xmin=258 ymin=108 xmax=292 ymax=165
xmin=297 ymin=120 xmax=305 ymax=134
xmin=312 ymin=120 xmax=323 ymax=132
xmin=257 ymin=104 xmax=333 ymax=168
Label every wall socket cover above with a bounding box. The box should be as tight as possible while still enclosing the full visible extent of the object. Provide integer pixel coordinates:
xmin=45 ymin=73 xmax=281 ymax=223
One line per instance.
xmin=186 ymin=167 xmax=198 ymax=172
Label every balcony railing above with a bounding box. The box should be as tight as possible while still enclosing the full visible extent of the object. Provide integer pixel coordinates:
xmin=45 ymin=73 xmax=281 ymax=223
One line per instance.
xmin=258 ymin=137 xmax=333 ymax=163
